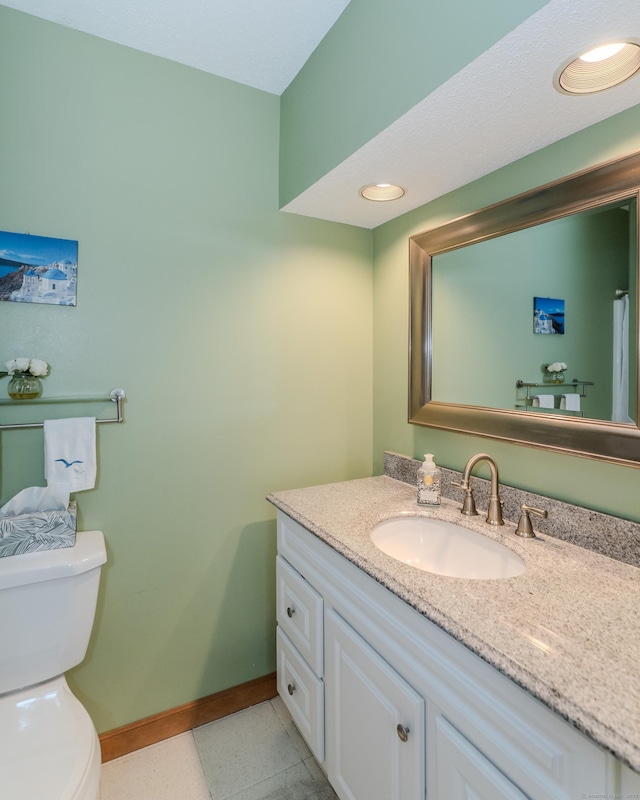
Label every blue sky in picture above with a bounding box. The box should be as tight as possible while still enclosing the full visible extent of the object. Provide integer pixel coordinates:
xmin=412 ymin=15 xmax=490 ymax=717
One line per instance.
xmin=535 ymin=297 xmax=564 ymax=316
xmin=0 ymin=230 xmax=77 ymax=275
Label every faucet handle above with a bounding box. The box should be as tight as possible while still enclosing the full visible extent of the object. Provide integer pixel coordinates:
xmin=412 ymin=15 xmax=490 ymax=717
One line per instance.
xmin=515 ymin=504 xmax=548 ymax=538
xmin=452 ymin=480 xmax=478 ymax=517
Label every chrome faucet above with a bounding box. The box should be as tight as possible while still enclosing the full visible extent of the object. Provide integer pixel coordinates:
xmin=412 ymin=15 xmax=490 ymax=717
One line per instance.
xmin=453 ymin=453 xmax=504 ymax=526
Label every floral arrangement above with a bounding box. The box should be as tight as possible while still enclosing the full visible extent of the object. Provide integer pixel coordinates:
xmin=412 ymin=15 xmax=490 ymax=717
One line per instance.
xmin=5 ymin=357 xmax=49 ymax=377
xmin=546 ymin=361 xmax=567 ymax=375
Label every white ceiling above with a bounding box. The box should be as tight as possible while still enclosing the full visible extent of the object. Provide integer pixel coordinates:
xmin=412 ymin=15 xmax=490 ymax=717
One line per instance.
xmin=3 ymin=0 xmax=640 ymax=228
xmin=0 ymin=0 xmax=351 ymax=95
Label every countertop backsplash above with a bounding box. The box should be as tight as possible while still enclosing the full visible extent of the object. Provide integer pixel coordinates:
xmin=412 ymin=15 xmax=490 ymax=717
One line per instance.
xmin=383 ymin=451 xmax=640 ymax=569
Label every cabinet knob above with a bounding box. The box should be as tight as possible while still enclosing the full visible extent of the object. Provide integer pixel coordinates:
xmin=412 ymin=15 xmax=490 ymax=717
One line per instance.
xmin=287 ymin=683 xmax=296 ymax=696
xmin=286 ymin=607 xmax=295 ymax=618
xmin=396 ymin=724 xmax=409 ymax=742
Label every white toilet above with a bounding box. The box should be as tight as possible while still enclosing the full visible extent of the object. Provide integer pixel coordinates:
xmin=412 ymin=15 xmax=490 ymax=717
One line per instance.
xmin=0 ymin=530 xmax=107 ymax=800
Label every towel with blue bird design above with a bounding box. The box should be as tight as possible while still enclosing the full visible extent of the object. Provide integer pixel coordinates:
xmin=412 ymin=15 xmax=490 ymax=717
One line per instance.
xmin=44 ymin=417 xmax=97 ymax=492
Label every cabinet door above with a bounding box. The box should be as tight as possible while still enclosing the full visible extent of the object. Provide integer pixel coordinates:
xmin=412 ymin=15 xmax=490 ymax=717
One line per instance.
xmin=325 ymin=609 xmax=425 ymax=800
xmin=435 ymin=715 xmax=528 ymax=800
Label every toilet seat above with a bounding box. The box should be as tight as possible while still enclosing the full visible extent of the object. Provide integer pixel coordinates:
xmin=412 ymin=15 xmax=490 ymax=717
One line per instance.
xmin=0 ymin=674 xmax=101 ymax=800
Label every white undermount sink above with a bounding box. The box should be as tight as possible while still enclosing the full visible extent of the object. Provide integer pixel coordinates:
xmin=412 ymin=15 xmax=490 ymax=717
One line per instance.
xmin=370 ymin=515 xmax=525 ymax=579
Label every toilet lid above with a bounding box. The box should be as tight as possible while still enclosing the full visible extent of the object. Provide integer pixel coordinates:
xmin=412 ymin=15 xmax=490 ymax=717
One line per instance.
xmin=0 ymin=675 xmax=100 ymax=800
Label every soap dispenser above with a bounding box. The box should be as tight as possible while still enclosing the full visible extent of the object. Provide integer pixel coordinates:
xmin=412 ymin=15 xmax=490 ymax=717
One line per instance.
xmin=417 ymin=454 xmax=441 ymax=506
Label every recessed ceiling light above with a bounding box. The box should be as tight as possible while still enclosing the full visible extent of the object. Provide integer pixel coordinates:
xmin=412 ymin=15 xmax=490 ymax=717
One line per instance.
xmin=555 ymin=41 xmax=640 ymax=95
xmin=359 ymin=183 xmax=405 ymax=202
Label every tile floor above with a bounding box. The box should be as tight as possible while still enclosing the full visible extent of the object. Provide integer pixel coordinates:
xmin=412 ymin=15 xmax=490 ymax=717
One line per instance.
xmin=99 ymin=697 xmax=338 ymax=800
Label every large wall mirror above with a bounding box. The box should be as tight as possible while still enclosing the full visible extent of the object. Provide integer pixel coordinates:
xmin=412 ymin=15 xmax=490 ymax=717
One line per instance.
xmin=409 ymin=152 xmax=640 ymax=466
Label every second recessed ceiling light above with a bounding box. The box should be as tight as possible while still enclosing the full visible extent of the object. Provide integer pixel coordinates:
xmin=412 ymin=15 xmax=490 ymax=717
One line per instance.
xmin=555 ymin=41 xmax=640 ymax=94
xmin=360 ymin=183 xmax=405 ymax=201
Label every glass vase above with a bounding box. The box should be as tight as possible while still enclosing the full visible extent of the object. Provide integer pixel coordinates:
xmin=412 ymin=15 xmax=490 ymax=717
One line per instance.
xmin=545 ymin=371 xmax=565 ymax=384
xmin=7 ymin=372 xmax=42 ymax=399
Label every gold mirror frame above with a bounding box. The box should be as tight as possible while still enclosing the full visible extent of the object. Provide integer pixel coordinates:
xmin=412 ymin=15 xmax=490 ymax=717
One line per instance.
xmin=409 ymin=151 xmax=640 ymax=467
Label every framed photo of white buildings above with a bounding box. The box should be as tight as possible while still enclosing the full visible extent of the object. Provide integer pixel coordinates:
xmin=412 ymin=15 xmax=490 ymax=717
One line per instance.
xmin=0 ymin=230 xmax=77 ymax=306
xmin=533 ymin=296 xmax=565 ymax=334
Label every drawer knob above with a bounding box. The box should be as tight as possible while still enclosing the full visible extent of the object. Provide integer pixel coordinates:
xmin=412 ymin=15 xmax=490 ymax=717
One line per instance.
xmin=396 ymin=724 xmax=409 ymax=742
xmin=287 ymin=683 xmax=296 ymax=696
xmin=286 ymin=607 xmax=295 ymax=618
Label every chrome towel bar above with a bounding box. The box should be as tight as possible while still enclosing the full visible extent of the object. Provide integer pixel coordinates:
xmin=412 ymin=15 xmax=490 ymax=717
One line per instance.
xmin=0 ymin=388 xmax=126 ymax=431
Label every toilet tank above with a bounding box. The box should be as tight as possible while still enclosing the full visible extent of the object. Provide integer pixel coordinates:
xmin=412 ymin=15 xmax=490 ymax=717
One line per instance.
xmin=0 ymin=531 xmax=106 ymax=695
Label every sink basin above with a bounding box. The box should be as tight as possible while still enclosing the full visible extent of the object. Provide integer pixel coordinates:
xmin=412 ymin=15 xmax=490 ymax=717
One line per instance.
xmin=370 ymin=516 xmax=525 ymax=579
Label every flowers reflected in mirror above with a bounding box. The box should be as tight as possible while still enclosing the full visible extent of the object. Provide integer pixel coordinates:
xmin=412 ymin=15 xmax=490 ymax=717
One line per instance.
xmin=545 ymin=361 xmax=567 ymax=383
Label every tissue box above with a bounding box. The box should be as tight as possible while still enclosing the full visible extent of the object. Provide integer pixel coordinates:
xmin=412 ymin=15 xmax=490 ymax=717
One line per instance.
xmin=0 ymin=501 xmax=77 ymax=558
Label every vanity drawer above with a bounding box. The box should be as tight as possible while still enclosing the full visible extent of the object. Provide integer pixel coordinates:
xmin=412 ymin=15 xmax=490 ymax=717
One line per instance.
xmin=277 ymin=627 xmax=325 ymax=762
xmin=276 ymin=555 xmax=323 ymax=677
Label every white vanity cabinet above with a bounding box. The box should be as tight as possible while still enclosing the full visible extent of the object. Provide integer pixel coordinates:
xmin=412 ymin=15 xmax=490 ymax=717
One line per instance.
xmin=275 ymin=510 xmax=628 ymax=800
xmin=433 ymin=715 xmax=529 ymax=800
xmin=325 ymin=608 xmax=425 ymax=800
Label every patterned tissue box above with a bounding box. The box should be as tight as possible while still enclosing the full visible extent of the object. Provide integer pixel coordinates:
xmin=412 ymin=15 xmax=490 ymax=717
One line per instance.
xmin=0 ymin=501 xmax=77 ymax=558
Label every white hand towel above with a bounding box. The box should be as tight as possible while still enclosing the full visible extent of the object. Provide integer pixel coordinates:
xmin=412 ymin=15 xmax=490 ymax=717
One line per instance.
xmin=532 ymin=394 xmax=554 ymax=408
xmin=560 ymin=393 xmax=581 ymax=411
xmin=44 ymin=417 xmax=97 ymax=492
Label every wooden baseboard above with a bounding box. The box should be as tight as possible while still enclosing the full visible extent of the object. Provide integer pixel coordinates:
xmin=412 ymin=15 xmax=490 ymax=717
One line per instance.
xmin=99 ymin=672 xmax=277 ymax=762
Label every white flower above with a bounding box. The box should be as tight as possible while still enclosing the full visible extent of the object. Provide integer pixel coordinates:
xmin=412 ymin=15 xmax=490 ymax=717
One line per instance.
xmin=546 ymin=361 xmax=567 ymax=373
xmin=29 ymin=358 xmax=49 ymax=377
xmin=5 ymin=357 xmax=49 ymax=376
xmin=6 ymin=357 xmax=30 ymax=374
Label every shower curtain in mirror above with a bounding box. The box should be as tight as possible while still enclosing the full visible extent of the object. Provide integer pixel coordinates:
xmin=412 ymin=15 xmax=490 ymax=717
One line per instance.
xmin=612 ymin=294 xmax=633 ymax=423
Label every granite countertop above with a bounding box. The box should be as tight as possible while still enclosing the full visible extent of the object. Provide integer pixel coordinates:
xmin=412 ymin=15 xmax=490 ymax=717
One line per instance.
xmin=268 ymin=475 xmax=640 ymax=773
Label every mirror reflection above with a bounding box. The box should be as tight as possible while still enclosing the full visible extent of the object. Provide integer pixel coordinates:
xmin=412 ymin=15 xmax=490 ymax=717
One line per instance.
xmin=431 ymin=199 xmax=637 ymax=423
xmin=409 ymin=151 xmax=640 ymax=466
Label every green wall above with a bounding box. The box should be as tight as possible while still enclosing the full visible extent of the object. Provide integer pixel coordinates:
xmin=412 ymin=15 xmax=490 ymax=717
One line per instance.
xmin=0 ymin=7 xmax=373 ymax=733
xmin=373 ymin=104 xmax=640 ymax=522
xmin=280 ymin=0 xmax=549 ymax=207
